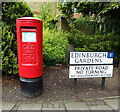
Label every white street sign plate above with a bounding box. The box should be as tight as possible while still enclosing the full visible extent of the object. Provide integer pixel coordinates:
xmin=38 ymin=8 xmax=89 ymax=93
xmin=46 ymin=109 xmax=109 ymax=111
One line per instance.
xmin=70 ymin=52 xmax=114 ymax=65
xmin=69 ymin=65 xmax=113 ymax=78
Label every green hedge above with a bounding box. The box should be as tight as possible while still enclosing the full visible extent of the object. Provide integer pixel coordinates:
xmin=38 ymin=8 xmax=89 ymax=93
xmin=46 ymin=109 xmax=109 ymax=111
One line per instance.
xmin=43 ymin=29 xmax=68 ymax=66
xmin=2 ymin=2 xmax=33 ymax=75
xmin=67 ymin=29 xmax=120 ymax=64
xmin=2 ymin=22 xmax=18 ymax=74
xmin=2 ymin=2 xmax=33 ymax=33
xmin=73 ymin=18 xmax=96 ymax=35
xmin=2 ymin=2 xmax=69 ymax=75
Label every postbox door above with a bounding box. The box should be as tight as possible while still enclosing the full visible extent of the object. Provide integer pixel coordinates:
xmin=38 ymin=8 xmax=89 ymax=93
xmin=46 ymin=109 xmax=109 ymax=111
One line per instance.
xmin=21 ymin=28 xmax=38 ymax=66
xmin=16 ymin=18 xmax=42 ymax=79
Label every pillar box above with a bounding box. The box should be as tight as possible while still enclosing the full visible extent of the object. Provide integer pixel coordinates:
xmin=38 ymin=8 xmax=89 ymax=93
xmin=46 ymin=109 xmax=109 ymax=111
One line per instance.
xmin=16 ymin=17 xmax=43 ymax=97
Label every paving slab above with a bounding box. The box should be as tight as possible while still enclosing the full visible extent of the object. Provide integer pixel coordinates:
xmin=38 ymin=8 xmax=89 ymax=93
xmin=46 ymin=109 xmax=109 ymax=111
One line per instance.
xmin=104 ymin=98 xmax=119 ymax=110
xmin=86 ymin=99 xmax=113 ymax=111
xmin=90 ymin=111 xmax=114 ymax=112
xmin=0 ymin=99 xmax=2 ymax=112
xmin=2 ymin=102 xmax=15 ymax=111
xmin=18 ymin=103 xmax=42 ymax=111
xmin=0 ymin=103 xmax=1 ymax=112
xmin=42 ymin=108 xmax=65 ymax=111
xmin=53 ymin=103 xmax=59 ymax=108
xmin=88 ymin=105 xmax=113 ymax=111
xmin=65 ymin=102 xmax=90 ymax=111
xmin=42 ymin=103 xmax=65 ymax=112
xmin=42 ymin=103 xmax=48 ymax=108
xmin=85 ymin=99 xmax=106 ymax=106
xmin=113 ymin=110 xmax=119 ymax=112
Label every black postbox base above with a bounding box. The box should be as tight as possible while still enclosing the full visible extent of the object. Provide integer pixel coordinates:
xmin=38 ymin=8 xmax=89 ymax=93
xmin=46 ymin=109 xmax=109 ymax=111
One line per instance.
xmin=20 ymin=76 xmax=43 ymax=98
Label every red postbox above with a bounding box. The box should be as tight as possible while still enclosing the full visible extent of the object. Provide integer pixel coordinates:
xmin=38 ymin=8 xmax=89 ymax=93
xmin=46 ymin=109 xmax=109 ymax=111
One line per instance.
xmin=16 ymin=17 xmax=43 ymax=97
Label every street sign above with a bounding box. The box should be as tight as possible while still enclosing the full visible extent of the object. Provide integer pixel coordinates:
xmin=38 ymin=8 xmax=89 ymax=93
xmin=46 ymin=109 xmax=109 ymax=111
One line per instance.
xmin=69 ymin=51 xmax=114 ymax=91
xmin=69 ymin=51 xmax=114 ymax=78
xmin=69 ymin=65 xmax=113 ymax=78
xmin=70 ymin=52 xmax=114 ymax=65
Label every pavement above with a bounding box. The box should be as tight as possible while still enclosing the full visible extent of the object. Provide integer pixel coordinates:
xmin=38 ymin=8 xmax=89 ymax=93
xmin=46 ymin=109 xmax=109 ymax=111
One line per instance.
xmin=1 ymin=96 xmax=119 ymax=112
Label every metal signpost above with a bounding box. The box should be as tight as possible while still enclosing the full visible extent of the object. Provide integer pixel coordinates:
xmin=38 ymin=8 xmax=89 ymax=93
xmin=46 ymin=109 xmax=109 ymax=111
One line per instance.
xmin=69 ymin=52 xmax=114 ymax=91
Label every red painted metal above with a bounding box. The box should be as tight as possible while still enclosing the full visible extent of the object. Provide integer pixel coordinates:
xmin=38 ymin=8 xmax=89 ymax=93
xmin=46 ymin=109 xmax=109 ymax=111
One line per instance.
xmin=16 ymin=17 xmax=42 ymax=78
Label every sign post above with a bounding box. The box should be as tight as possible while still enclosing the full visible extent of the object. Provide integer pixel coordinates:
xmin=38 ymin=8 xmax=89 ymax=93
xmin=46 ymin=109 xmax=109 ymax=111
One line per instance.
xmin=69 ymin=52 xmax=114 ymax=90
xmin=101 ymin=77 xmax=106 ymax=91
xmin=73 ymin=78 xmax=77 ymax=92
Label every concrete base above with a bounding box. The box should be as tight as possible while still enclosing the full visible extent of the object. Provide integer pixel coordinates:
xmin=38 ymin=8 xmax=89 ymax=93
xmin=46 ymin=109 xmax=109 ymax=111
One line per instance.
xmin=20 ymin=76 xmax=43 ymax=98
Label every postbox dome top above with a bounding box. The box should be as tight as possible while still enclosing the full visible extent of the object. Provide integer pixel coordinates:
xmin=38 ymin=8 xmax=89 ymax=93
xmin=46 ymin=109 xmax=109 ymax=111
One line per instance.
xmin=17 ymin=17 xmax=42 ymax=22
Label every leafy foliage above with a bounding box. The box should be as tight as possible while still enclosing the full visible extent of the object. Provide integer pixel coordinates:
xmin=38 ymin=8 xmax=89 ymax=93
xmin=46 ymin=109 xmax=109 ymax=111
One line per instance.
xmin=34 ymin=3 xmax=57 ymax=29
xmin=2 ymin=2 xmax=69 ymax=75
xmin=71 ymin=17 xmax=96 ymax=35
xmin=2 ymin=2 xmax=33 ymax=75
xmin=43 ymin=29 xmax=68 ymax=66
xmin=35 ymin=3 xmax=69 ymax=66
xmin=2 ymin=2 xmax=33 ymax=33
xmin=2 ymin=22 xmax=18 ymax=74
xmin=58 ymin=2 xmax=73 ymax=21
xmin=59 ymin=2 xmax=120 ymax=35
xmin=59 ymin=2 xmax=120 ymax=64
xmin=59 ymin=2 xmax=120 ymax=17
xmin=67 ymin=28 xmax=120 ymax=64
